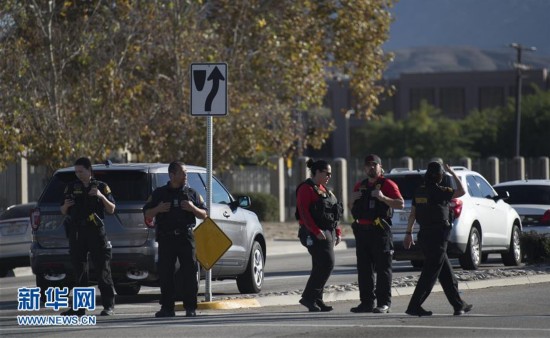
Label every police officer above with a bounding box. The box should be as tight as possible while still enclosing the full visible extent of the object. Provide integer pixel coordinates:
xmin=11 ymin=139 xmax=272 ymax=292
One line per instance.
xmin=60 ymin=157 xmax=116 ymax=316
xmin=296 ymin=159 xmax=343 ymax=312
xmin=143 ymin=161 xmax=207 ymax=318
xmin=404 ymin=162 xmax=473 ymax=316
xmin=349 ymin=154 xmax=404 ymax=314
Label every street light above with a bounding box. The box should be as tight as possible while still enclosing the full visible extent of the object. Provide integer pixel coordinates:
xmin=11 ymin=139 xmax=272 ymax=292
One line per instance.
xmin=509 ymin=43 xmax=536 ymax=157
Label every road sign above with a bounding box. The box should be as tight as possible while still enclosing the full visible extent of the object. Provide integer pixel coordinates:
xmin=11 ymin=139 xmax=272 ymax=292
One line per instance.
xmin=193 ymin=217 xmax=232 ymax=270
xmin=190 ymin=63 xmax=228 ymax=116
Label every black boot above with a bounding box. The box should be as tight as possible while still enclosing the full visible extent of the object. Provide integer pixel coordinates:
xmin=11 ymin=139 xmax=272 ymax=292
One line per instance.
xmin=101 ymin=297 xmax=115 ymax=316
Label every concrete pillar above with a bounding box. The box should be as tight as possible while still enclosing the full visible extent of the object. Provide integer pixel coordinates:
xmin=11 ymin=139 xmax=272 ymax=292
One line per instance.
xmin=17 ymin=157 xmax=28 ymax=204
xmin=297 ymin=156 xmax=310 ymax=183
xmin=487 ymin=157 xmax=499 ymax=185
xmin=537 ymin=157 xmax=549 ymax=179
xmin=399 ymin=156 xmax=413 ymax=170
xmin=333 ymin=158 xmax=349 ymax=222
xmin=513 ymin=156 xmax=525 ymax=180
xmin=269 ymin=156 xmax=285 ymax=222
xmin=459 ymin=157 xmax=472 ymax=170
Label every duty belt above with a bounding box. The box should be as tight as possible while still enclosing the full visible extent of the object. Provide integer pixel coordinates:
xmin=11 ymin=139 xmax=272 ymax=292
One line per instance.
xmin=356 ymin=218 xmax=390 ymax=231
xmin=158 ymin=224 xmax=194 ymax=236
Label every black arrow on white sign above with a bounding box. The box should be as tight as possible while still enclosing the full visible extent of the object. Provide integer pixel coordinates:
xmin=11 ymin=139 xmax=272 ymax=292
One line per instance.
xmin=205 ymin=66 xmax=225 ymax=112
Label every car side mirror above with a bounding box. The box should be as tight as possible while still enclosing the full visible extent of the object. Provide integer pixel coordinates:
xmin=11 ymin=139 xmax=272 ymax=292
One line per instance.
xmin=238 ymin=196 xmax=251 ymax=208
xmin=494 ymin=190 xmax=510 ymax=201
xmin=228 ymin=196 xmax=251 ymax=211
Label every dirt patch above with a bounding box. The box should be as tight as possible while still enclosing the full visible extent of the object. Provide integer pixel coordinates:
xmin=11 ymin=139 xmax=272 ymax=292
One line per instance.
xmin=262 ymin=221 xmax=352 ymax=240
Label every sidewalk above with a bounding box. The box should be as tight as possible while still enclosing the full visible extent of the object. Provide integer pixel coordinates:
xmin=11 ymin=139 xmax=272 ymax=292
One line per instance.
xmin=192 ymin=239 xmax=550 ymax=310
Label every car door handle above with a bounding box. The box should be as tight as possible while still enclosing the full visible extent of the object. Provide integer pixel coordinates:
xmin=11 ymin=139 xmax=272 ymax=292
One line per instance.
xmin=223 ymin=211 xmax=230 ymax=218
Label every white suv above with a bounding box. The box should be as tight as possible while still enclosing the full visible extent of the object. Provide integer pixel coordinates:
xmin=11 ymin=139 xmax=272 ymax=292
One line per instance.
xmin=386 ymin=167 xmax=522 ymax=270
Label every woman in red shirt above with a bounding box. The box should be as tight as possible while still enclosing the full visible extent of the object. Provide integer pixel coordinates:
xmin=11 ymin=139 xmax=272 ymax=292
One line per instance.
xmin=296 ymin=159 xmax=343 ymax=312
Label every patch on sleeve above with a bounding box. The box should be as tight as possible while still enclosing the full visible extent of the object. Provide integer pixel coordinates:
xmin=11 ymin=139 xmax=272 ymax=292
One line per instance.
xmin=415 ymin=197 xmax=428 ymax=204
xmin=103 ymin=184 xmax=112 ymax=194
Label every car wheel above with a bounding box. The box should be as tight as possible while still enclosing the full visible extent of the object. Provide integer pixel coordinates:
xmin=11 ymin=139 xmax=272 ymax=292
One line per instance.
xmin=236 ymin=241 xmax=264 ymax=294
xmin=501 ymin=225 xmax=522 ymax=266
xmin=114 ymin=283 xmax=141 ymax=296
xmin=411 ymin=260 xmax=424 ymax=269
xmin=459 ymin=227 xmax=481 ymax=270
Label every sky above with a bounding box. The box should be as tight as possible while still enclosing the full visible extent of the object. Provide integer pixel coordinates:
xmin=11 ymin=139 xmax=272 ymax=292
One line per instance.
xmin=383 ymin=0 xmax=550 ymax=56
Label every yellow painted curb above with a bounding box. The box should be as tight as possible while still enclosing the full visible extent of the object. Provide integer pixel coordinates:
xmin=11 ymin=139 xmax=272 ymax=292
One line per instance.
xmin=175 ymin=298 xmax=261 ymax=311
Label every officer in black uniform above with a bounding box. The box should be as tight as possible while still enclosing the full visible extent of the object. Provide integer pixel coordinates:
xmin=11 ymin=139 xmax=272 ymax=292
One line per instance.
xmin=296 ymin=159 xmax=343 ymax=312
xmin=404 ymin=162 xmax=473 ymax=316
xmin=60 ymin=157 xmax=116 ymax=316
xmin=349 ymin=154 xmax=404 ymax=314
xmin=143 ymin=161 xmax=207 ymax=318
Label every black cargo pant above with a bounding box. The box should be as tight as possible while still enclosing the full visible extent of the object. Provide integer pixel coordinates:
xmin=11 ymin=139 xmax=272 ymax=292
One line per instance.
xmin=68 ymin=222 xmax=115 ymax=309
xmin=352 ymin=223 xmax=393 ymax=307
xmin=157 ymin=229 xmax=198 ymax=311
xmin=298 ymin=226 xmax=335 ymax=303
xmin=407 ymin=225 xmax=465 ymax=311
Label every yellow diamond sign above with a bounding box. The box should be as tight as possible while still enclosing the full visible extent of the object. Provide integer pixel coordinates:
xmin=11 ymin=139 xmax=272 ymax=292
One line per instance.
xmin=193 ymin=217 xmax=232 ymax=270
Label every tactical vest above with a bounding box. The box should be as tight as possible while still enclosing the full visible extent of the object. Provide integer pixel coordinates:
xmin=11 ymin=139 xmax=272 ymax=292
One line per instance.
xmin=295 ymin=179 xmax=343 ymax=230
xmin=65 ymin=179 xmax=108 ymax=222
xmin=414 ymin=182 xmax=450 ymax=227
xmin=154 ymin=185 xmax=197 ymax=232
xmin=351 ymin=178 xmax=392 ymax=222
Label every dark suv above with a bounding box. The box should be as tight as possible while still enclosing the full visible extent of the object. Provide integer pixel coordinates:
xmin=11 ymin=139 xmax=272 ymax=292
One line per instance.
xmin=30 ymin=163 xmax=266 ymax=296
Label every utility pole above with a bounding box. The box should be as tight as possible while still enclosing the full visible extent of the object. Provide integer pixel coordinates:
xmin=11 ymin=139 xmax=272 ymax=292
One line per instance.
xmin=509 ymin=43 xmax=536 ymax=157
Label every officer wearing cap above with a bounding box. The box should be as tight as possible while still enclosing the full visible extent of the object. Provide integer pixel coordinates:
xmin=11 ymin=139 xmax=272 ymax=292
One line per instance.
xmin=60 ymin=157 xmax=116 ymax=316
xmin=404 ymin=162 xmax=473 ymax=316
xmin=143 ymin=161 xmax=207 ymax=318
xmin=349 ymin=154 xmax=404 ymax=314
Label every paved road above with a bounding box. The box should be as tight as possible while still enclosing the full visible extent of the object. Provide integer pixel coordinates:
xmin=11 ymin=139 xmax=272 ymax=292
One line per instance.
xmin=1 ymin=283 xmax=549 ymax=337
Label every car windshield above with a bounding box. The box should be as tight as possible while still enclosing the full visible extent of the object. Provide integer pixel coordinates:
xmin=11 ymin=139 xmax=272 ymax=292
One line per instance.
xmin=40 ymin=171 xmax=150 ymax=203
xmin=385 ymin=172 xmax=456 ymax=200
xmin=494 ymin=185 xmax=550 ymax=205
xmin=0 ymin=204 xmax=36 ymax=220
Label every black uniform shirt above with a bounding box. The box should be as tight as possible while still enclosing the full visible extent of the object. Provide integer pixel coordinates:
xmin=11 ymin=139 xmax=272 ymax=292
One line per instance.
xmin=142 ymin=183 xmax=207 ymax=232
xmin=62 ymin=179 xmax=115 ymax=221
xmin=412 ymin=181 xmax=454 ymax=227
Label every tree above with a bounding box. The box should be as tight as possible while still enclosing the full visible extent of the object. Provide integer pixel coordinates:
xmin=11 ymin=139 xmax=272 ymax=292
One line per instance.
xmin=1 ymin=0 xmax=395 ymax=171
xmin=352 ymin=101 xmax=471 ymax=159
xmin=461 ymin=86 xmax=550 ymax=158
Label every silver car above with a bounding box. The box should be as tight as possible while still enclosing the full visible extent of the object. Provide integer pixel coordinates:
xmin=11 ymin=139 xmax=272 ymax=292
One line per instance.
xmin=30 ymin=163 xmax=266 ymax=295
xmin=0 ymin=202 xmax=36 ymax=277
xmin=493 ymin=179 xmax=550 ymax=235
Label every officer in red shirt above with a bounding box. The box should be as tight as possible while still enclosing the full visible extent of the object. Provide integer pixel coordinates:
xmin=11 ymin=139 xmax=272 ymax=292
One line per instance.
xmin=349 ymin=154 xmax=404 ymax=314
xmin=296 ymin=159 xmax=343 ymax=312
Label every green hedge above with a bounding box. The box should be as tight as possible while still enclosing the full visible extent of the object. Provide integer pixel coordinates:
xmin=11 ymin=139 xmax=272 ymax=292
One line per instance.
xmin=520 ymin=231 xmax=550 ymax=264
xmin=235 ymin=192 xmax=279 ymax=222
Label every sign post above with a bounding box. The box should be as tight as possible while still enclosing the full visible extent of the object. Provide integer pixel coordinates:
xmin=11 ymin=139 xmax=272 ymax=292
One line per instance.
xmin=190 ymin=63 xmax=228 ymax=302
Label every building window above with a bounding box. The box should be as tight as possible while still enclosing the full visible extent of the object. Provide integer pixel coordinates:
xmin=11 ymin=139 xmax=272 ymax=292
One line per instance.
xmin=440 ymin=87 xmax=465 ymax=118
xmin=410 ymin=88 xmax=435 ymax=111
xmin=479 ymin=86 xmax=505 ymax=110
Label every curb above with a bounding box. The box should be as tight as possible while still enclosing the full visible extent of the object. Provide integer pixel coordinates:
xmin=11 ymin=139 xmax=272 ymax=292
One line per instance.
xmin=175 ymin=298 xmax=261 ymax=311
xmin=176 ymin=274 xmax=550 ymax=310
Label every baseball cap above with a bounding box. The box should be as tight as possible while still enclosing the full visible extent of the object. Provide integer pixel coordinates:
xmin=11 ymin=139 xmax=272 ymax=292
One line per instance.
xmin=364 ymin=154 xmax=382 ymax=165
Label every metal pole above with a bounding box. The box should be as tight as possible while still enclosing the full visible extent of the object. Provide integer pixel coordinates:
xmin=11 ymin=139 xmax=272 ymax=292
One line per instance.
xmin=509 ymin=43 xmax=536 ymax=158
xmin=514 ymin=48 xmax=522 ymax=158
xmin=205 ymin=116 xmax=213 ymax=302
